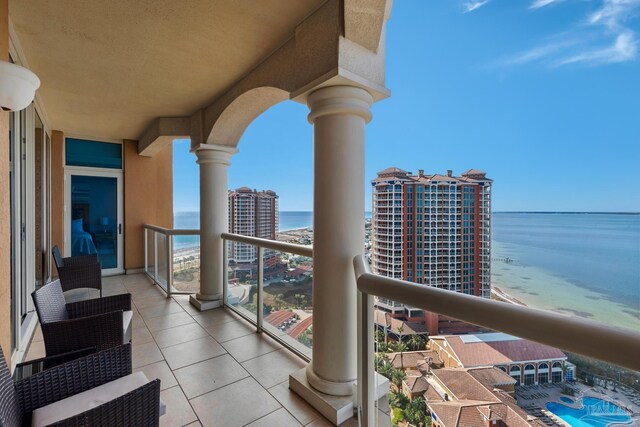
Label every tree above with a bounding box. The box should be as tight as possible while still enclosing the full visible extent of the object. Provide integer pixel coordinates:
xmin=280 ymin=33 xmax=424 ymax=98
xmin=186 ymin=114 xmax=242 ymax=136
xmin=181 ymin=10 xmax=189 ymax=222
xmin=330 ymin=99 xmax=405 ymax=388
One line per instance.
xmin=391 ymin=340 xmax=408 ymax=353
xmin=388 ymin=391 xmax=409 ymax=410
xmin=377 ymin=361 xmax=395 ymax=380
xmin=409 ymin=335 xmax=425 ymax=351
xmin=390 ymin=368 xmax=407 ymax=389
xmin=405 ymin=397 xmax=430 ymax=427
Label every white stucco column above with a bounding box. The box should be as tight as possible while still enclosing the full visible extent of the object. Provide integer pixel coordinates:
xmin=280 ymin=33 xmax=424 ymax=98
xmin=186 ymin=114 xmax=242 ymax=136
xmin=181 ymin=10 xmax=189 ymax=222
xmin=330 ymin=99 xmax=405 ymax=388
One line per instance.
xmin=305 ymin=85 xmax=373 ymax=396
xmin=189 ymin=144 xmax=238 ymax=311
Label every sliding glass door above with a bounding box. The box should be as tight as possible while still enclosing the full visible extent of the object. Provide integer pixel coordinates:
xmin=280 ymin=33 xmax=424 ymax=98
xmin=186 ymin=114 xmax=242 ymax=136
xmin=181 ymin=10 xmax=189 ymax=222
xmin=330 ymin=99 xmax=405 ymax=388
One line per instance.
xmin=64 ymin=170 xmax=123 ymax=275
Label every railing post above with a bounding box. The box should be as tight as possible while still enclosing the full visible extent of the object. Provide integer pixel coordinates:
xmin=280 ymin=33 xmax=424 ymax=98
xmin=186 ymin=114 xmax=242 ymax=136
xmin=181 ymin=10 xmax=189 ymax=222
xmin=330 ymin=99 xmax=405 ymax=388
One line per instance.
xmin=144 ymin=228 xmax=148 ymax=274
xmin=222 ymin=238 xmax=228 ymax=305
xmin=358 ymin=289 xmax=375 ymax=427
xmin=154 ymin=232 xmax=158 ymax=283
xmin=167 ymin=235 xmax=173 ymax=298
xmin=257 ymin=246 xmax=264 ymax=333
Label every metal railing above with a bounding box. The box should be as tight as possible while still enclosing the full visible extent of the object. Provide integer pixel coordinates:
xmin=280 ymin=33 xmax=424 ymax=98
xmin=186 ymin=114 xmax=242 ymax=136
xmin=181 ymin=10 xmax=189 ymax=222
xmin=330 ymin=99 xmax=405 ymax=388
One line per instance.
xmin=221 ymin=232 xmax=313 ymax=361
xmin=143 ymin=224 xmax=200 ymax=297
xmin=353 ymin=254 xmax=640 ymax=427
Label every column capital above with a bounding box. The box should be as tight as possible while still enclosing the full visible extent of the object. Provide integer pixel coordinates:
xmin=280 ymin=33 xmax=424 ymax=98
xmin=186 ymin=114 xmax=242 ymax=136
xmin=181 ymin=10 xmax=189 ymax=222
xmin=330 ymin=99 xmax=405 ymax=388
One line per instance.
xmin=193 ymin=143 xmax=239 ymax=166
xmin=307 ymin=85 xmax=373 ymax=124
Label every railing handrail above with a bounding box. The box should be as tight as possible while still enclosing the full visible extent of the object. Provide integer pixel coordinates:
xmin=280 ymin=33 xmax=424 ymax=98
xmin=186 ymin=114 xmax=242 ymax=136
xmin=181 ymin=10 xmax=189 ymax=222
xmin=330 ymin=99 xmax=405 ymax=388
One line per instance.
xmin=143 ymin=224 xmax=201 ymax=236
xmin=222 ymin=232 xmax=313 ymax=257
xmin=354 ymin=255 xmax=640 ymax=372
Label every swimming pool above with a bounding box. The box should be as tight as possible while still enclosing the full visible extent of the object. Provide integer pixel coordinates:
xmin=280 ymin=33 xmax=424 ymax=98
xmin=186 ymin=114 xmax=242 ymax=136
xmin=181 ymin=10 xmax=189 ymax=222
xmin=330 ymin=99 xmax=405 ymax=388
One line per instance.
xmin=546 ymin=397 xmax=632 ymax=427
xmin=561 ymin=396 xmax=575 ymax=404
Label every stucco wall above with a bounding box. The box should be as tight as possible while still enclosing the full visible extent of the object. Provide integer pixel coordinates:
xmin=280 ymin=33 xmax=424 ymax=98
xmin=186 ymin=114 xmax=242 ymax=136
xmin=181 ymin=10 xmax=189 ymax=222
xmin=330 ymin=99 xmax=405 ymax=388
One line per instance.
xmin=50 ymin=130 xmax=64 ymax=276
xmin=0 ymin=0 xmax=10 ymax=363
xmin=123 ymin=140 xmax=173 ymax=270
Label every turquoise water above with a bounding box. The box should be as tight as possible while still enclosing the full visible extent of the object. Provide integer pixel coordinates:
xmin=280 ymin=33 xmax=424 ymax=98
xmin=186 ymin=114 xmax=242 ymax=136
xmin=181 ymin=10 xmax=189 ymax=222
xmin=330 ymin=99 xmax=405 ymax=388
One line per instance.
xmin=492 ymin=213 xmax=640 ymax=330
xmin=546 ymin=397 xmax=632 ymax=427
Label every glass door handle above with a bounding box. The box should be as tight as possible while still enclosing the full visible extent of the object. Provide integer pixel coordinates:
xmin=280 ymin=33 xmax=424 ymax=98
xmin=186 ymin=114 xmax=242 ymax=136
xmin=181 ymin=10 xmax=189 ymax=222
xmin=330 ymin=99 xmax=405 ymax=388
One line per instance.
xmin=119 ymin=224 xmax=122 ymax=234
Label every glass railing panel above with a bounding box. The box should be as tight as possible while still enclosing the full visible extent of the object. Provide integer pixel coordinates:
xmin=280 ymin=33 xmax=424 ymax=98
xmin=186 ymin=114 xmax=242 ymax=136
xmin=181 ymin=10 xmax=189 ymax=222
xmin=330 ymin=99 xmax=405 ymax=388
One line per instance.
xmin=225 ymin=240 xmax=258 ymax=324
xmin=171 ymin=233 xmax=200 ymax=294
xmin=145 ymin=229 xmax=156 ymax=279
xmin=261 ymin=249 xmax=313 ymax=359
xmin=155 ymin=232 xmax=168 ymax=291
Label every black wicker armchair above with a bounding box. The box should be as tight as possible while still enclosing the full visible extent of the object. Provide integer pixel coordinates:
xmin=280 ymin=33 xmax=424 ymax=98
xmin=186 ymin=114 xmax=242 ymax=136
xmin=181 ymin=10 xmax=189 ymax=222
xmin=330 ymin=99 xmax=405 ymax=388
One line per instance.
xmin=32 ymin=280 xmax=133 ymax=357
xmin=52 ymin=245 xmax=103 ymax=297
xmin=0 ymin=344 xmax=162 ymax=427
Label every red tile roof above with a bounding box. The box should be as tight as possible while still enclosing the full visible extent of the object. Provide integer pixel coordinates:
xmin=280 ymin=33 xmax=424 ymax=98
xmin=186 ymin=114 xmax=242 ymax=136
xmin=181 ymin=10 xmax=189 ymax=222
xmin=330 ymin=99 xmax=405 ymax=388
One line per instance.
xmin=434 ymin=334 xmax=566 ymax=367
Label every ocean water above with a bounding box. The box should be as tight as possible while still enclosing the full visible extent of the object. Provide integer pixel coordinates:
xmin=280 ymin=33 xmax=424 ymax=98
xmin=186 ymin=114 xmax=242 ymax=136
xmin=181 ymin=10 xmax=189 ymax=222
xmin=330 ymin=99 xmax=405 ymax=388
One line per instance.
xmin=492 ymin=213 xmax=640 ymax=330
xmin=174 ymin=210 xmax=640 ymax=329
xmin=174 ymin=211 xmax=371 ymax=233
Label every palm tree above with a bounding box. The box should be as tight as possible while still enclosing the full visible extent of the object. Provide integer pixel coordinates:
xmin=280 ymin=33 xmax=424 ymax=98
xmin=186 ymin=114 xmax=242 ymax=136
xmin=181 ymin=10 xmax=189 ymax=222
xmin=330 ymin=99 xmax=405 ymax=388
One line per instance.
xmin=391 ymin=340 xmax=408 ymax=353
xmin=409 ymin=335 xmax=425 ymax=351
xmin=405 ymin=397 xmax=430 ymax=427
xmin=390 ymin=368 xmax=406 ymax=389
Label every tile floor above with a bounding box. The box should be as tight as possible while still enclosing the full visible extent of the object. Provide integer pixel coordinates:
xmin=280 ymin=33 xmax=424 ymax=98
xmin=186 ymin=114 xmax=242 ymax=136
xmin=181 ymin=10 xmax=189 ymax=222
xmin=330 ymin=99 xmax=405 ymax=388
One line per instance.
xmin=25 ymin=274 xmax=392 ymax=427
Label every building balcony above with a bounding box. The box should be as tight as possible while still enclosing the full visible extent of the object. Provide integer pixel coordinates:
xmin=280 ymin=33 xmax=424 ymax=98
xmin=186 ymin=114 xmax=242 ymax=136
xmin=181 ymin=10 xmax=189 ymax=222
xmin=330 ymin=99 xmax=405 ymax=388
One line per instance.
xmin=23 ymin=273 xmax=386 ymax=427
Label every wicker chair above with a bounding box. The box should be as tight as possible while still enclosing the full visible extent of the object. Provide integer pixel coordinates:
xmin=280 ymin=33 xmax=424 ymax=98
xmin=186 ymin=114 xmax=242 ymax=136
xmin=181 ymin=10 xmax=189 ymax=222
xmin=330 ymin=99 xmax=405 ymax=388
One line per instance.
xmin=32 ymin=280 xmax=133 ymax=357
xmin=52 ymin=245 xmax=103 ymax=297
xmin=0 ymin=344 xmax=161 ymax=427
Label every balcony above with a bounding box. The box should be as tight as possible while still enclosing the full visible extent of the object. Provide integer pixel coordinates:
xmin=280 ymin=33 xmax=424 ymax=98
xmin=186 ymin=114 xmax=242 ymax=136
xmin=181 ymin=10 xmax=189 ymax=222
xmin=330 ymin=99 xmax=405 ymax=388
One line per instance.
xmin=24 ymin=273 xmax=389 ymax=427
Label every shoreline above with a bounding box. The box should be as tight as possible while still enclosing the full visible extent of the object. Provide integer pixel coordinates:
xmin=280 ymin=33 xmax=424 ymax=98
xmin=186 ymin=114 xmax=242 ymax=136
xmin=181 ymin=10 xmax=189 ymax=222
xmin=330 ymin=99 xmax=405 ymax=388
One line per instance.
xmin=491 ymin=286 xmax=528 ymax=306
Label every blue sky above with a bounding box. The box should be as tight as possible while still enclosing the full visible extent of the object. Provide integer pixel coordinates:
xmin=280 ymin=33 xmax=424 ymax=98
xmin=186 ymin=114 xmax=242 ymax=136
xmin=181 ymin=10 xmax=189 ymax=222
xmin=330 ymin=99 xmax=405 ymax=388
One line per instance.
xmin=174 ymin=0 xmax=640 ymax=213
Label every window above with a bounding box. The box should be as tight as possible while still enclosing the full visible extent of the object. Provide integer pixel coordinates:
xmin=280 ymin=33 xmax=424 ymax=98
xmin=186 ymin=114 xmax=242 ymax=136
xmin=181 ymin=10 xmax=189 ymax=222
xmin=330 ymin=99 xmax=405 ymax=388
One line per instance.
xmin=66 ymin=138 xmax=122 ymax=169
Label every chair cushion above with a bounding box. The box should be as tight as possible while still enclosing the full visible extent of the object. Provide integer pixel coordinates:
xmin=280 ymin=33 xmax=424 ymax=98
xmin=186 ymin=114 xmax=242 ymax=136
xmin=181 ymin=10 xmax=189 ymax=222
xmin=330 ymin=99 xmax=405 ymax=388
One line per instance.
xmin=31 ymin=372 xmax=166 ymax=427
xmin=123 ymin=310 xmax=133 ymax=343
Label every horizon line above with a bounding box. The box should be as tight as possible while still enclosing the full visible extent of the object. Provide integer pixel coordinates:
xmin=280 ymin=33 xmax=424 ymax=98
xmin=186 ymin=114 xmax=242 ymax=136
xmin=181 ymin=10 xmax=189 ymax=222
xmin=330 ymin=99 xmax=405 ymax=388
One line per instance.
xmin=175 ymin=210 xmax=639 ymax=215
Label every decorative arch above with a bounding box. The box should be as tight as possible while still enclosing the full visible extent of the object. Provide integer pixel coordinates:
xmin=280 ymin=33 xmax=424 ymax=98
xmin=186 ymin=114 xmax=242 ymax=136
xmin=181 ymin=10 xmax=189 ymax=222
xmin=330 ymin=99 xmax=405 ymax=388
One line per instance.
xmin=509 ymin=365 xmax=521 ymax=373
xmin=539 ymin=363 xmax=549 ymax=370
xmin=207 ymin=86 xmax=290 ymax=147
xmin=524 ymin=364 xmax=535 ymax=371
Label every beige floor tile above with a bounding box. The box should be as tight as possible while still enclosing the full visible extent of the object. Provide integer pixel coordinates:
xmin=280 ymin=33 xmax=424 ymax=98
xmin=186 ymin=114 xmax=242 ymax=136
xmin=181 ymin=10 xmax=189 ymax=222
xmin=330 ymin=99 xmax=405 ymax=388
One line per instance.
xmin=32 ymin=326 xmax=43 ymax=343
xmin=245 ymin=408 xmax=302 ymax=427
xmin=242 ymin=348 xmax=307 ymax=389
xmin=190 ymin=377 xmax=281 ymax=427
xmin=184 ymin=422 xmax=203 ymax=427
xmin=173 ymin=353 xmax=249 ymax=399
xmin=145 ymin=311 xmax=196 ymax=333
xmin=132 ymin=341 xmax=164 ymax=369
xmin=25 ymin=340 xmax=45 ymax=361
xmin=160 ymin=386 xmax=198 ymax=427
xmin=221 ymin=331 xmax=282 ymax=363
xmin=134 ymin=360 xmax=178 ymax=390
xmin=132 ymin=326 xmax=154 ymax=345
xmin=138 ymin=300 xmax=185 ymax=319
xmin=205 ymin=318 xmax=256 ymax=343
xmin=132 ymin=310 xmax=147 ymax=330
xmin=192 ymin=307 xmax=242 ymax=328
xmin=153 ymin=322 xmax=209 ymax=349
xmin=161 ymin=336 xmax=226 ymax=370
xmin=268 ymin=381 xmax=322 ymax=425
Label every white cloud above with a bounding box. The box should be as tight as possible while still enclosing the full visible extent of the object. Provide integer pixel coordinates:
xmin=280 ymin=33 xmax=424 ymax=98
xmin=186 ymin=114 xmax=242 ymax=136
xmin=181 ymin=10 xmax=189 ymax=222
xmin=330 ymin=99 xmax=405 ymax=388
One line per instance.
xmin=500 ymin=0 xmax=640 ymax=67
xmin=463 ymin=0 xmax=490 ymax=13
xmin=555 ymin=31 xmax=637 ymax=65
xmin=499 ymin=40 xmax=578 ymax=65
xmin=530 ymin=0 xmax=564 ymax=9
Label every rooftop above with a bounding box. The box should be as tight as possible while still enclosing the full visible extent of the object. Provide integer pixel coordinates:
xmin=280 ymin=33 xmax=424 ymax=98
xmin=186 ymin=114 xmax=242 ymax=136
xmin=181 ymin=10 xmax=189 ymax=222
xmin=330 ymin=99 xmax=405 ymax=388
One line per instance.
xmin=431 ymin=334 xmax=567 ymax=367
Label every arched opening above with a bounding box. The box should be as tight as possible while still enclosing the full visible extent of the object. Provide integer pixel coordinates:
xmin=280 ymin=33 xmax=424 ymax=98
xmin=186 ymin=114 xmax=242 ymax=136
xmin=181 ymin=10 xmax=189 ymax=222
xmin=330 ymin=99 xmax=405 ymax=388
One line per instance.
xmin=524 ymin=364 xmax=535 ymax=385
xmin=509 ymin=365 xmax=521 ymax=386
xmin=538 ymin=363 xmax=549 ymax=384
xmin=552 ymin=362 xmax=563 ymax=383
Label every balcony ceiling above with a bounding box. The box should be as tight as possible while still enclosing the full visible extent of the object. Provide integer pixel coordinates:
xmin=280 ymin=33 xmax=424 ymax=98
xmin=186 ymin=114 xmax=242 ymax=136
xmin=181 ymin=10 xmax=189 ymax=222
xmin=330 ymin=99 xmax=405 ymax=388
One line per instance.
xmin=9 ymin=0 xmax=327 ymax=140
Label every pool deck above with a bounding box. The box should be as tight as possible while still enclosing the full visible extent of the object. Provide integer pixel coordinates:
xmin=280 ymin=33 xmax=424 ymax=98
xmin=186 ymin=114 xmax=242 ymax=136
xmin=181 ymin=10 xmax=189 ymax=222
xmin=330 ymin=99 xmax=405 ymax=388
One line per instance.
xmin=516 ymin=383 xmax=640 ymax=427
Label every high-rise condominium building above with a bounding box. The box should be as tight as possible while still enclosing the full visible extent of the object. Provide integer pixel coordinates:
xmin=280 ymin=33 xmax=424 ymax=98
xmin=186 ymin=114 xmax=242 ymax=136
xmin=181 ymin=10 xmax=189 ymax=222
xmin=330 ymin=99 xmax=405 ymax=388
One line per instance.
xmin=371 ymin=167 xmax=492 ymax=314
xmin=228 ymin=187 xmax=279 ymax=264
